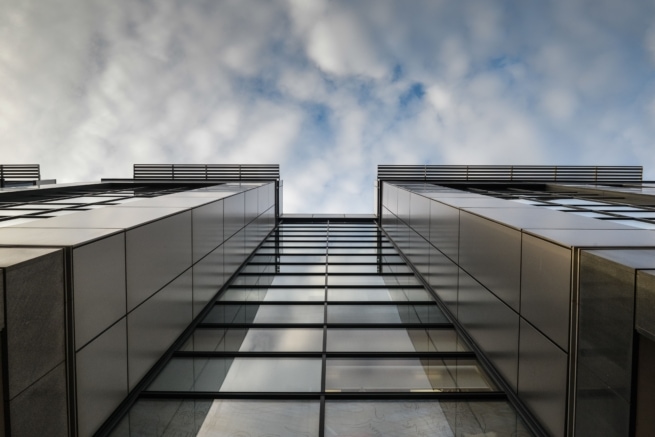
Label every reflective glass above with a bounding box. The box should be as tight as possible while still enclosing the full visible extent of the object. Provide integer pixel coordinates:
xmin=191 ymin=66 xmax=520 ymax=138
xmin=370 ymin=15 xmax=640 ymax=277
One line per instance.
xmin=220 ymin=287 xmax=324 ymax=302
xmin=327 ymin=288 xmax=432 ymax=302
xmin=205 ymin=304 xmax=324 ymax=324
xmin=326 ymin=329 xmax=468 ymax=352
xmin=328 ymin=275 xmax=419 ymax=286
xmin=278 ymin=264 xmax=325 ymax=273
xmin=328 ymin=255 xmax=379 ymax=263
xmin=324 ymin=401 xmax=530 ymax=437
xmin=279 ymin=255 xmax=326 ymax=263
xmin=270 ymin=275 xmax=325 ymax=286
xmin=196 ymin=400 xmax=319 ymax=437
xmin=325 ymin=359 xmax=495 ymax=392
xmin=328 ymin=264 xmax=378 ymax=273
xmin=182 ymin=328 xmax=323 ymax=352
xmin=148 ymin=358 xmax=322 ymax=392
xmin=327 ymin=304 xmax=447 ymax=324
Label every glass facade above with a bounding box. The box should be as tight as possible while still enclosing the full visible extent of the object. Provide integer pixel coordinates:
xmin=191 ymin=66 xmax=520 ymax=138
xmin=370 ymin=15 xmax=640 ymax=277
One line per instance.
xmin=108 ymin=221 xmax=530 ymax=436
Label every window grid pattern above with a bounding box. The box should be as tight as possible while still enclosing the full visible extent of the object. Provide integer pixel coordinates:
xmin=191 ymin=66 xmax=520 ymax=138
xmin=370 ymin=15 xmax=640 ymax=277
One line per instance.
xmin=109 ymin=221 xmax=532 ymax=437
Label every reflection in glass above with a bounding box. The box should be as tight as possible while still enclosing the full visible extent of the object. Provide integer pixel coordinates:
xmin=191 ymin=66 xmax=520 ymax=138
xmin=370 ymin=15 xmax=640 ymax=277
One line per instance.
xmin=325 ymin=359 xmax=494 ymax=392
xmin=327 ymin=329 xmax=468 ymax=352
xmin=197 ymin=400 xmax=319 ymax=437
xmin=270 ymin=275 xmax=325 ymax=286
xmin=279 ymin=255 xmax=326 ymax=263
xmin=328 ymin=255 xmax=378 ymax=263
xmin=205 ymin=304 xmax=324 ymax=324
xmin=183 ymin=328 xmax=323 ymax=352
xmin=324 ymin=401 xmax=530 ymax=437
xmin=327 ymin=305 xmax=447 ymax=324
xmin=328 ymin=264 xmax=378 ymax=273
xmin=110 ymin=399 xmax=211 ymax=436
xmin=328 ymin=287 xmax=433 ymax=302
xmin=149 ymin=358 xmax=322 ymax=392
xmin=220 ymin=287 xmax=325 ymax=302
xmin=278 ymin=264 xmax=326 ymax=273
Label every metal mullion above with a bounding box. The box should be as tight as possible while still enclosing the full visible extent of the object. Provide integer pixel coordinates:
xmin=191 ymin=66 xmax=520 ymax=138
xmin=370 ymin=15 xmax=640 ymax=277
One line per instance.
xmin=319 ymin=222 xmax=329 ymax=437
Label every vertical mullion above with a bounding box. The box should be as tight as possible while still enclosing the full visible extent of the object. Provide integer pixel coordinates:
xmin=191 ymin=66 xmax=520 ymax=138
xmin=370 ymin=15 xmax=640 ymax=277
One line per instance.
xmin=319 ymin=221 xmax=329 ymax=437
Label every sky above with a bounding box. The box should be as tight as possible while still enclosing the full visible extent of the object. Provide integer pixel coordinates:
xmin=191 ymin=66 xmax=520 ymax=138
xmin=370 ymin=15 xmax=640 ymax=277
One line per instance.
xmin=2 ymin=0 xmax=655 ymax=213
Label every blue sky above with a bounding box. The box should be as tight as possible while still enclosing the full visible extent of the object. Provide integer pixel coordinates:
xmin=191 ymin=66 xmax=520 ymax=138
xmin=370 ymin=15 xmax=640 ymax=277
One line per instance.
xmin=2 ymin=0 xmax=655 ymax=213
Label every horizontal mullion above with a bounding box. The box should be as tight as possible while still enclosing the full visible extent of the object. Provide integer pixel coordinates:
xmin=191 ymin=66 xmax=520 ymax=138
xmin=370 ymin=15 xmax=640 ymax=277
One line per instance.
xmin=197 ymin=323 xmax=454 ymax=329
xmin=172 ymin=351 xmax=476 ymax=359
xmin=139 ymin=391 xmax=506 ymax=400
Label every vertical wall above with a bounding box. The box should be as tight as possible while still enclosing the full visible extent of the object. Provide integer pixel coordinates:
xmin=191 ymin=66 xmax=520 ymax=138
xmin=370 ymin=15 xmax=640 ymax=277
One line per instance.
xmin=0 ymin=249 xmax=67 ymax=437
xmin=72 ymin=182 xmax=276 ymax=436
xmin=380 ymin=182 xmax=576 ymax=437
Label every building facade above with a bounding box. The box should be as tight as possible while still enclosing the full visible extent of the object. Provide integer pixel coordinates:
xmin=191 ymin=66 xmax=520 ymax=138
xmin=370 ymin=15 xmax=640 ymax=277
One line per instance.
xmin=1 ymin=164 xmax=654 ymax=436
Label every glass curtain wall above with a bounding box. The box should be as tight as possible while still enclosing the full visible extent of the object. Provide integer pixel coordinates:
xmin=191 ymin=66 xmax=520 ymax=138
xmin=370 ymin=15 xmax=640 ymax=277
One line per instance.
xmin=108 ymin=220 xmax=531 ymax=437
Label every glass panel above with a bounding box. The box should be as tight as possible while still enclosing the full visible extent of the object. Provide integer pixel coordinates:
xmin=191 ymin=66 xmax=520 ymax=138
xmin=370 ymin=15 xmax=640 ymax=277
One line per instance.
xmin=148 ymin=358 xmax=322 ymax=392
xmin=608 ymin=219 xmax=655 ymax=229
xmin=279 ymin=255 xmax=326 ymax=263
xmin=327 ymin=305 xmax=447 ymax=324
xmin=328 ymin=265 xmax=378 ymax=273
xmin=182 ymin=328 xmax=323 ymax=352
xmin=327 ymin=329 xmax=468 ymax=352
xmin=279 ymin=264 xmax=325 ymax=273
xmin=325 ymin=359 xmax=495 ymax=392
xmin=328 ymin=255 xmax=379 ymax=263
xmin=196 ymin=400 xmax=319 ymax=437
xmin=204 ymin=304 xmax=325 ymax=324
xmin=110 ymin=399 xmax=212 ymax=436
xmin=270 ymin=275 xmax=325 ymax=286
xmin=328 ymin=288 xmax=433 ymax=302
xmin=328 ymin=275 xmax=419 ymax=286
xmin=324 ymin=401 xmax=530 ymax=437
xmin=220 ymin=287 xmax=324 ymax=302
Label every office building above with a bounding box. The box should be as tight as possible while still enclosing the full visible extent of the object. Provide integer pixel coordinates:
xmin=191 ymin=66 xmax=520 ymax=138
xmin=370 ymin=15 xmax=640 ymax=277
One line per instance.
xmin=1 ymin=164 xmax=654 ymax=436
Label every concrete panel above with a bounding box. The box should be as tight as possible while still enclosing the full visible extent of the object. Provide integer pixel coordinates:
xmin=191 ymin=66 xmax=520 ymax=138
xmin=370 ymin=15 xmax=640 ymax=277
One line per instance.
xmin=224 ymin=192 xmax=245 ymax=240
xmin=459 ymin=270 xmax=519 ymax=391
xmin=193 ymin=245 xmax=224 ymax=318
xmin=73 ymin=233 xmax=127 ymax=350
xmin=127 ymin=269 xmax=193 ymax=390
xmin=518 ymin=319 xmax=568 ymax=437
xmin=520 ymin=235 xmax=571 ymax=351
xmin=10 ymin=362 xmax=68 ymax=437
xmin=459 ymin=212 xmax=521 ymax=311
xmin=192 ymin=199 xmax=224 ymax=263
xmin=428 ymin=200 xmax=460 ymax=262
xmin=5 ymin=249 xmax=65 ymax=399
xmin=428 ymin=247 xmax=458 ymax=316
xmin=76 ymin=318 xmax=128 ymax=437
xmin=126 ymin=211 xmax=192 ymax=311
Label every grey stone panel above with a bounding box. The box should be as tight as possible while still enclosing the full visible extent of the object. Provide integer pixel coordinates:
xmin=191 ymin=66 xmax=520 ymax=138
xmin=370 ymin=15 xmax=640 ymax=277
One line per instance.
xmin=520 ymin=234 xmax=572 ymax=351
xmin=428 ymin=246 xmax=458 ymax=317
xmin=407 ymin=227 xmax=430 ymax=279
xmin=397 ymin=186 xmax=410 ymax=225
xmin=192 ymin=199 xmax=224 ymax=264
xmin=127 ymin=269 xmax=193 ymax=390
xmin=73 ymin=233 xmax=127 ymax=350
xmin=224 ymin=192 xmax=245 ymax=240
xmin=409 ymin=192 xmax=430 ymax=239
xmin=224 ymin=229 xmax=246 ymax=281
xmin=459 ymin=270 xmax=519 ymax=391
xmin=76 ymin=318 xmax=128 ymax=437
xmin=383 ymin=182 xmax=398 ymax=216
xmin=518 ymin=319 xmax=568 ymax=437
xmin=575 ymin=250 xmax=636 ymax=435
xmin=459 ymin=212 xmax=521 ymax=312
xmin=5 ymin=249 xmax=65 ymax=399
xmin=126 ymin=211 xmax=192 ymax=311
xmin=10 ymin=362 xmax=68 ymax=437
xmin=245 ymin=187 xmax=258 ymax=225
xmin=428 ymin=199 xmax=460 ymax=263
xmin=637 ymin=270 xmax=655 ymax=342
xmin=193 ymin=245 xmax=224 ymax=318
